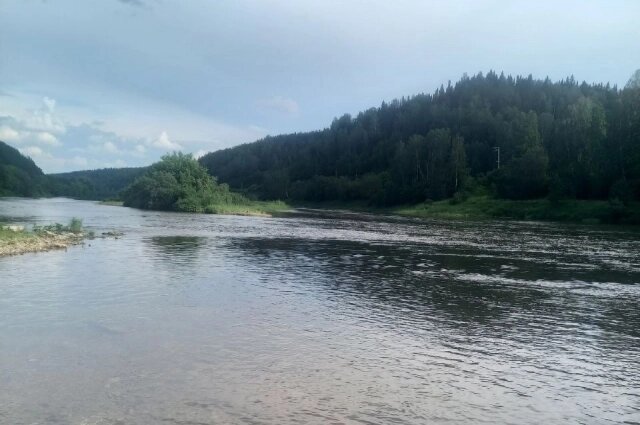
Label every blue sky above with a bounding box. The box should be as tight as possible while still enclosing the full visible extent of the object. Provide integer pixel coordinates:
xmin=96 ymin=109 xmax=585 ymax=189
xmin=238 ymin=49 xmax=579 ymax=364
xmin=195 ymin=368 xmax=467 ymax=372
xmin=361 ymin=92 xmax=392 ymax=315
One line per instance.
xmin=1 ymin=0 xmax=639 ymax=173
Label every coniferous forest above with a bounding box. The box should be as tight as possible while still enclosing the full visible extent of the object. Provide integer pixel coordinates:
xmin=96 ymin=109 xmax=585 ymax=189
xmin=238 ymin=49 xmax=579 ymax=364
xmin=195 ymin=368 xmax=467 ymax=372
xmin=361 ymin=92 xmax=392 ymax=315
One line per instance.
xmin=199 ymin=72 xmax=640 ymax=207
xmin=0 ymin=141 xmax=48 ymax=197
xmin=3 ymin=72 xmax=640 ymax=219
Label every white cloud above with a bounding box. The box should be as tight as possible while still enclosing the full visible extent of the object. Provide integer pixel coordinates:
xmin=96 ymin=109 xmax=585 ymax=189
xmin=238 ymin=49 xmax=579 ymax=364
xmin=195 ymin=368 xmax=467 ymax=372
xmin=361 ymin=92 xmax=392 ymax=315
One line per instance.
xmin=23 ymin=97 xmax=66 ymax=134
xmin=16 ymin=146 xmax=89 ymax=173
xmin=116 ymin=0 xmax=146 ymax=8
xmin=32 ymin=154 xmax=89 ymax=173
xmin=20 ymin=146 xmax=44 ymax=157
xmin=0 ymin=125 xmax=62 ymax=147
xmin=43 ymin=97 xmax=56 ymax=112
xmin=35 ymin=131 xmax=61 ymax=146
xmin=68 ymin=156 xmax=89 ymax=168
xmin=150 ymin=130 xmax=182 ymax=150
xmin=105 ymin=159 xmax=127 ymax=168
xmin=256 ymin=96 xmax=300 ymax=115
xmin=193 ymin=149 xmax=208 ymax=159
xmin=0 ymin=97 xmax=156 ymax=172
xmin=0 ymin=90 xmax=268 ymax=172
xmin=103 ymin=141 xmax=121 ymax=154
xmin=0 ymin=97 xmax=66 ymax=148
xmin=0 ymin=125 xmax=20 ymax=142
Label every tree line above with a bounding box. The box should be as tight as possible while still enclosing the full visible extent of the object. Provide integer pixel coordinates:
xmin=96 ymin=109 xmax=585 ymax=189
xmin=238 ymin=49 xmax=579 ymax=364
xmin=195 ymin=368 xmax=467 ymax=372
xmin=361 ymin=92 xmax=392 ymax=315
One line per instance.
xmin=4 ymin=71 xmax=640 ymax=209
xmin=0 ymin=141 xmax=48 ymax=197
xmin=200 ymin=71 xmax=640 ymax=205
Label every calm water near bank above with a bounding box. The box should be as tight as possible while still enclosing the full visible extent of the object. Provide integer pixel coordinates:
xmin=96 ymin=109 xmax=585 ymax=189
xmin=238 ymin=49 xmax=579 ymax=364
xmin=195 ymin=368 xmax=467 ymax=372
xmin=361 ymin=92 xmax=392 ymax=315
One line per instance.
xmin=1 ymin=198 xmax=639 ymax=424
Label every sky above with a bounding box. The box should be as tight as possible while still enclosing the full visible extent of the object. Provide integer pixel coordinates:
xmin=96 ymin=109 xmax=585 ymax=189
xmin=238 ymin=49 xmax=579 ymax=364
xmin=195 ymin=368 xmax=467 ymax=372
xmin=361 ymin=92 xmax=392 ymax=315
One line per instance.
xmin=1 ymin=0 xmax=639 ymax=173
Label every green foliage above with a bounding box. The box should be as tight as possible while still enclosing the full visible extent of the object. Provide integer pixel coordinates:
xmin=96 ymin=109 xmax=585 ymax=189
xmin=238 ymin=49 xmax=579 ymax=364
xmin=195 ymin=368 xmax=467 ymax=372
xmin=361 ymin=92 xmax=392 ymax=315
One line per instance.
xmin=626 ymin=69 xmax=640 ymax=89
xmin=609 ymin=179 xmax=633 ymax=205
xmin=49 ymin=167 xmax=147 ymax=200
xmin=494 ymin=147 xmax=549 ymax=199
xmin=69 ymin=218 xmax=83 ymax=233
xmin=0 ymin=141 xmax=47 ymax=197
xmin=395 ymin=196 xmax=640 ymax=225
xmin=204 ymin=200 xmax=288 ymax=216
xmin=121 ymin=152 xmax=253 ymax=213
xmin=199 ymin=72 xmax=640 ymax=206
xmin=33 ymin=217 xmax=85 ymax=234
xmin=4 ymin=71 xmax=640 ymax=221
xmin=0 ymin=226 xmax=33 ymax=243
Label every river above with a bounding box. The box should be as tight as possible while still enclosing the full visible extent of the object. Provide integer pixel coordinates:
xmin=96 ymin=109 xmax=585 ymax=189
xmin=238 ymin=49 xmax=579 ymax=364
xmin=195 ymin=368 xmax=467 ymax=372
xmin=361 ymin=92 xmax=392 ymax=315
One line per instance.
xmin=1 ymin=198 xmax=639 ymax=424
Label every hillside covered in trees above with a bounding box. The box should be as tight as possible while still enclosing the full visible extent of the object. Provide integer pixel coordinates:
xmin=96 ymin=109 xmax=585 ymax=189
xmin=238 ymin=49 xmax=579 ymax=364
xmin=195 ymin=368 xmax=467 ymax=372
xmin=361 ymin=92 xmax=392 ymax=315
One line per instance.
xmin=50 ymin=167 xmax=147 ymax=200
xmin=0 ymin=141 xmax=48 ymax=197
xmin=200 ymin=72 xmax=640 ymax=206
xmin=4 ymin=71 xmax=640 ymax=222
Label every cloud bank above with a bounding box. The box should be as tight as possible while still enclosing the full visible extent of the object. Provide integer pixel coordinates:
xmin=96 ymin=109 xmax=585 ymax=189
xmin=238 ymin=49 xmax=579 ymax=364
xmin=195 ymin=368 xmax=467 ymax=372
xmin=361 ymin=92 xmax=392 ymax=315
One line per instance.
xmin=1 ymin=0 xmax=638 ymax=172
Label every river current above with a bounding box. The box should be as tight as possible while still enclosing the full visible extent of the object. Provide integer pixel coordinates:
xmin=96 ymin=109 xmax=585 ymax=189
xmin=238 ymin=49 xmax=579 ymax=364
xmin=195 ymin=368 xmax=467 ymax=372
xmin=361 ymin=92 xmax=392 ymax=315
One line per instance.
xmin=1 ymin=198 xmax=639 ymax=424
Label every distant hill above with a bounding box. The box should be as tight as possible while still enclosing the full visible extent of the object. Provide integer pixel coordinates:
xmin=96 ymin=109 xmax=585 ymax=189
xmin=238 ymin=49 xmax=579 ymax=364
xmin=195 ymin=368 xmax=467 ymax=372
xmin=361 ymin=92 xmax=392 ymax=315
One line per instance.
xmin=0 ymin=140 xmax=146 ymax=200
xmin=4 ymin=71 xmax=640 ymax=208
xmin=200 ymin=72 xmax=640 ymax=205
xmin=49 ymin=167 xmax=147 ymax=200
xmin=0 ymin=141 xmax=47 ymax=197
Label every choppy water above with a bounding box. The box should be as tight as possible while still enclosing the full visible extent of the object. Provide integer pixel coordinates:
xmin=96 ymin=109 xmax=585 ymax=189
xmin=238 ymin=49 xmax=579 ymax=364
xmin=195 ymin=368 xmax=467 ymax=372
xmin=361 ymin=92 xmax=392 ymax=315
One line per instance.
xmin=1 ymin=198 xmax=639 ymax=424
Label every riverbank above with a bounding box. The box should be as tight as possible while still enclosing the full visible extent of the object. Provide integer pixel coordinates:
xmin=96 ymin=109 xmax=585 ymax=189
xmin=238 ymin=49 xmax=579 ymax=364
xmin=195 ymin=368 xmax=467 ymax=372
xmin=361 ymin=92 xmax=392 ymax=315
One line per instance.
xmin=99 ymin=200 xmax=124 ymax=206
xmin=295 ymin=196 xmax=640 ymax=225
xmin=394 ymin=196 xmax=640 ymax=225
xmin=203 ymin=200 xmax=290 ymax=217
xmin=101 ymin=199 xmax=291 ymax=217
xmin=0 ymin=220 xmax=92 ymax=256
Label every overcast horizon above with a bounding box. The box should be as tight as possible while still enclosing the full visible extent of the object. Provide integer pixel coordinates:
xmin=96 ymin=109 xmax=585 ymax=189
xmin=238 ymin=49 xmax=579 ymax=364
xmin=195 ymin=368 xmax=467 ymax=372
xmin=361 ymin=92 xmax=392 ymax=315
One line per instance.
xmin=1 ymin=0 xmax=639 ymax=173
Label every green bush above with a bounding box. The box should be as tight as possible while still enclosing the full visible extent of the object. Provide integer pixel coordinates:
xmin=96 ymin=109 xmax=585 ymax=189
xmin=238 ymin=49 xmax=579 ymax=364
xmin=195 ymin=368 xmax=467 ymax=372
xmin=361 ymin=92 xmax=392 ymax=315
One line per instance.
xmin=33 ymin=217 xmax=85 ymax=234
xmin=121 ymin=153 xmax=253 ymax=212
xmin=69 ymin=218 xmax=83 ymax=233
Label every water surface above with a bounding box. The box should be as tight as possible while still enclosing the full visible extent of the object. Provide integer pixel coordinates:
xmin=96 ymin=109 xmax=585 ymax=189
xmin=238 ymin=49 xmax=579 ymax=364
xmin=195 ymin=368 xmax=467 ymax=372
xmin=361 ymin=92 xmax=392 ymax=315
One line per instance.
xmin=1 ymin=198 xmax=639 ymax=424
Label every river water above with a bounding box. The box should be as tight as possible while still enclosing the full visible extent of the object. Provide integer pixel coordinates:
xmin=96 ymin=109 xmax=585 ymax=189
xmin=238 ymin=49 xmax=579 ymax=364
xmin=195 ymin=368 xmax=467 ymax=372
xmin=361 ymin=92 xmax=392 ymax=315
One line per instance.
xmin=1 ymin=198 xmax=639 ymax=424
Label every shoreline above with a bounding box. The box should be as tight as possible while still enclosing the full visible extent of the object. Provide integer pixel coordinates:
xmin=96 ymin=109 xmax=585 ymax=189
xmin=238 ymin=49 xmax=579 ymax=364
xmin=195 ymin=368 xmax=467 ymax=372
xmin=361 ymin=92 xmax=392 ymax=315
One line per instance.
xmin=99 ymin=199 xmax=290 ymax=218
xmin=293 ymin=196 xmax=640 ymax=226
xmin=0 ymin=229 xmax=89 ymax=257
xmin=89 ymin=196 xmax=640 ymax=225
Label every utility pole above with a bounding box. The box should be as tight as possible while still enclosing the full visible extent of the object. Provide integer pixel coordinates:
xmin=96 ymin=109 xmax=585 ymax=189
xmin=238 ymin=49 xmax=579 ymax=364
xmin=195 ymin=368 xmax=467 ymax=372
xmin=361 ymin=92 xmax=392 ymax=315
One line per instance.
xmin=493 ymin=147 xmax=500 ymax=170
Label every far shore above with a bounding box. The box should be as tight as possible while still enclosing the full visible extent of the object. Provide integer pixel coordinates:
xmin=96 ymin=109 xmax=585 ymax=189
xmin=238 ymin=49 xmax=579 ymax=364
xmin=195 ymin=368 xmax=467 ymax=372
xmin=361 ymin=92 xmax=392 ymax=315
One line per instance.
xmin=99 ymin=199 xmax=290 ymax=218
xmin=75 ymin=195 xmax=640 ymax=225
xmin=293 ymin=196 xmax=640 ymax=226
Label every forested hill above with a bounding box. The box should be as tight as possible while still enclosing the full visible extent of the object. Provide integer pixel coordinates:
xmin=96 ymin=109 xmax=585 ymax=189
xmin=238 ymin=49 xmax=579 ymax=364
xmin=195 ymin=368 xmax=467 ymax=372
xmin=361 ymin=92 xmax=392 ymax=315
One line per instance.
xmin=5 ymin=72 xmax=639 ymax=208
xmin=0 ymin=141 xmax=47 ymax=196
xmin=0 ymin=139 xmax=146 ymax=199
xmin=200 ymin=72 xmax=640 ymax=205
xmin=49 ymin=167 xmax=147 ymax=200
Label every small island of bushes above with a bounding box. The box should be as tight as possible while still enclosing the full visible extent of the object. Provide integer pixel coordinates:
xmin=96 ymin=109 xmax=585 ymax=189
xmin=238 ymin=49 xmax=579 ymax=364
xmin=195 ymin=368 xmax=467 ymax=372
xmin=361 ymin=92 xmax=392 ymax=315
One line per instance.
xmin=121 ymin=153 xmax=288 ymax=216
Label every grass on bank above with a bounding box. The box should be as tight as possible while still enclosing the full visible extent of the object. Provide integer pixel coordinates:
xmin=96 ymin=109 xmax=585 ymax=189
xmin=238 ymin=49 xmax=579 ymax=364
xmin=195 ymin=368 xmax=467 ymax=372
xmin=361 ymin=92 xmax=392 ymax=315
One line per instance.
xmin=0 ymin=218 xmax=86 ymax=240
xmin=0 ymin=226 xmax=35 ymax=243
xmin=203 ymin=200 xmax=290 ymax=216
xmin=293 ymin=195 xmax=640 ymax=225
xmin=393 ymin=196 xmax=640 ymax=225
xmin=99 ymin=199 xmax=124 ymax=206
xmin=101 ymin=197 xmax=290 ymax=216
xmin=32 ymin=217 xmax=87 ymax=234
xmin=0 ymin=218 xmax=93 ymax=256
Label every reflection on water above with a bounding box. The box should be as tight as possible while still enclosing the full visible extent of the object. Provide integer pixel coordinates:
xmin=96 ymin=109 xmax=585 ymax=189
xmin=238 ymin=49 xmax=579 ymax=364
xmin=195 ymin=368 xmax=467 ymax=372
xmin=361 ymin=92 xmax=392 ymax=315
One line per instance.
xmin=148 ymin=236 xmax=208 ymax=262
xmin=0 ymin=198 xmax=639 ymax=424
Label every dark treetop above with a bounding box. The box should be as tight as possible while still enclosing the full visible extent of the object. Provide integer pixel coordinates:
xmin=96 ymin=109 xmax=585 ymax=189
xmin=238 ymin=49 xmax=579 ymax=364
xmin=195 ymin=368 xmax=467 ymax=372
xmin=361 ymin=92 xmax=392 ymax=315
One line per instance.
xmin=200 ymin=72 xmax=640 ymax=206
